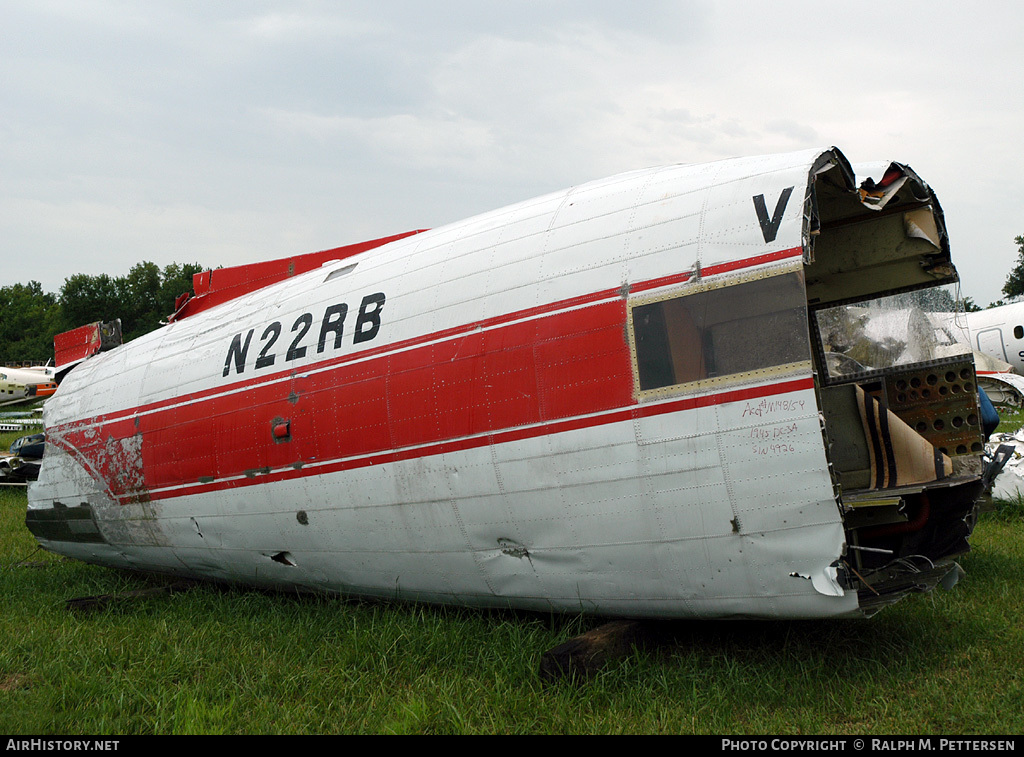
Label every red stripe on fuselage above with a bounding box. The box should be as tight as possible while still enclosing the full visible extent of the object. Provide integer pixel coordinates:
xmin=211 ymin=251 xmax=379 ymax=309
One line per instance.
xmin=143 ymin=376 xmax=814 ymax=502
xmin=49 ymin=247 xmax=807 ymax=504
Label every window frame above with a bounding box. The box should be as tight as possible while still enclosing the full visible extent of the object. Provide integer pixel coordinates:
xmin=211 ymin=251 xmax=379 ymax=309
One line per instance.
xmin=626 ymin=262 xmax=813 ymax=400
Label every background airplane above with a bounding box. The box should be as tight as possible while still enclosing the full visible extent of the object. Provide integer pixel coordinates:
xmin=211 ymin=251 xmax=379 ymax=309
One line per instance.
xmin=938 ymin=302 xmax=1024 ymax=374
xmin=0 ymin=365 xmax=57 ymax=407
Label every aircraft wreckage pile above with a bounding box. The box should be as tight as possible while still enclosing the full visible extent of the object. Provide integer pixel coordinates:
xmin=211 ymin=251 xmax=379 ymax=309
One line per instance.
xmin=0 ymin=432 xmax=44 ymax=485
xmin=1 ymin=368 xmax=50 ymax=485
xmin=22 ymin=146 xmax=999 ymax=620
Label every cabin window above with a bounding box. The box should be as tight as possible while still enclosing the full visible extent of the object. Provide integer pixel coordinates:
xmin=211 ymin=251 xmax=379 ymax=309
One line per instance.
xmin=630 ymin=268 xmax=810 ymax=395
xmin=1015 ymin=325 xmax=1023 ymax=340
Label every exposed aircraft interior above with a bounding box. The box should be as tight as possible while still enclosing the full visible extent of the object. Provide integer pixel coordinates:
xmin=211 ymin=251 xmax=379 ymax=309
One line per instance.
xmin=804 ymin=156 xmax=984 ymax=612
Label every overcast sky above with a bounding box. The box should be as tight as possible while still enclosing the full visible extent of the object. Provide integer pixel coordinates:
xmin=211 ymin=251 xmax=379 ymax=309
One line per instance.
xmin=3 ymin=1 xmax=1022 ymax=307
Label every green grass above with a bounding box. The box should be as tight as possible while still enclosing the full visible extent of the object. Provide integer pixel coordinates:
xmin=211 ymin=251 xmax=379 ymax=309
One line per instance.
xmin=995 ymin=406 xmax=1024 ymax=434
xmin=2 ymin=428 xmax=1023 ymax=734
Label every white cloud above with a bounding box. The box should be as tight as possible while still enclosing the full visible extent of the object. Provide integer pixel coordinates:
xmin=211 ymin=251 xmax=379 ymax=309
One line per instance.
xmin=2 ymin=1 xmax=1023 ymax=305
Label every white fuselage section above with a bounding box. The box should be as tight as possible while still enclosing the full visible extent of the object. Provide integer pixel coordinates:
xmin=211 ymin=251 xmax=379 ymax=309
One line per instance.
xmin=28 ymin=147 xmax=979 ymax=619
xmin=941 ymin=304 xmax=1024 ymax=373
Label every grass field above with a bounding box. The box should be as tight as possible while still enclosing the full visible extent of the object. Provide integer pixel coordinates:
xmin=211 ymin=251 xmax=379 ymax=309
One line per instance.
xmin=1 ymin=428 xmax=1022 ymax=735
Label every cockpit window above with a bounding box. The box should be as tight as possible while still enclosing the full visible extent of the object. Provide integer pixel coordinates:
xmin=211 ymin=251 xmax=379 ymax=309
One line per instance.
xmin=812 ymin=285 xmax=971 ymax=384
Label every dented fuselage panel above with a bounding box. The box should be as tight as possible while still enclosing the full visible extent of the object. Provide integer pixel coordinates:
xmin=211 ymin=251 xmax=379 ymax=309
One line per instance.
xmin=27 ymin=147 xmax=982 ymax=619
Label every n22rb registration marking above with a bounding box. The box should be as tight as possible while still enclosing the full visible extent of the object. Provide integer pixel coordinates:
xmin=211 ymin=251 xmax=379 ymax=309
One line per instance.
xmin=223 ymin=292 xmax=386 ymax=377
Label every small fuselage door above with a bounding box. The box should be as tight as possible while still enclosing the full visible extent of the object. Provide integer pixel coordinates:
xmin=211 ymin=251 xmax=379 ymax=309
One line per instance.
xmin=976 ymin=327 xmax=1008 ymax=363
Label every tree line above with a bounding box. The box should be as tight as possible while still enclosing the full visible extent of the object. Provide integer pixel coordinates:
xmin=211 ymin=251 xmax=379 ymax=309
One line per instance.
xmin=0 ymin=261 xmax=204 ymax=365
xmin=997 ymin=235 xmax=1024 ymax=304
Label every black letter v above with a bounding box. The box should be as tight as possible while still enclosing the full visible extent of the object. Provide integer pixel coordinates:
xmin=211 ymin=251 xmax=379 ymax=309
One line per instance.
xmin=753 ymin=187 xmax=794 ymax=244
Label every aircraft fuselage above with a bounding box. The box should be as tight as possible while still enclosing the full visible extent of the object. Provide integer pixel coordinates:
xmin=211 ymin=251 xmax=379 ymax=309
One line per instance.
xmin=27 ymin=148 xmax=984 ymax=619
